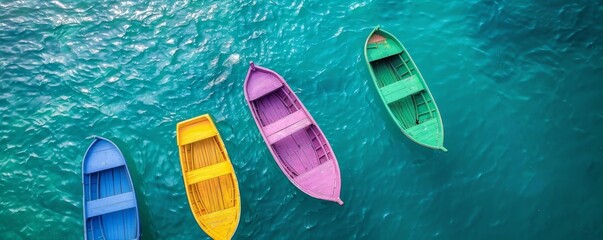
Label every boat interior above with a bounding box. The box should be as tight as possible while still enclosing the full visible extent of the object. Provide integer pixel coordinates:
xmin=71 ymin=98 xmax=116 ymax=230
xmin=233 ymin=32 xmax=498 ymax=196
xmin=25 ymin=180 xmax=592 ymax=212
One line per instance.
xmin=84 ymin=140 xmax=138 ymax=240
xmin=247 ymin=74 xmax=333 ymax=179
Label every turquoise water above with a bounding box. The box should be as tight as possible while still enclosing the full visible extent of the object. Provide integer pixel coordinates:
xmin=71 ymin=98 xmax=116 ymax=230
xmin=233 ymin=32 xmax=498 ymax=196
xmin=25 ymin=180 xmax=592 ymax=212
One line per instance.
xmin=1 ymin=0 xmax=602 ymax=239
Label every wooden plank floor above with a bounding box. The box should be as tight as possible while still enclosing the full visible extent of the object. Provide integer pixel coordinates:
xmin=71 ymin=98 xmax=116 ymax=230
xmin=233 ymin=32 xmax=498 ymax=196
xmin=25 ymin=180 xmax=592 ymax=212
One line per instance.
xmin=85 ymin=166 xmax=137 ymax=239
xmin=182 ymin=138 xmax=235 ymax=215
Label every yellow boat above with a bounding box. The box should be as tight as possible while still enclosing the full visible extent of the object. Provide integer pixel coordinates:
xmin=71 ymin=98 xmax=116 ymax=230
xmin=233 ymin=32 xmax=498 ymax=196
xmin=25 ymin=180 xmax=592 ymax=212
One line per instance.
xmin=176 ymin=114 xmax=241 ymax=240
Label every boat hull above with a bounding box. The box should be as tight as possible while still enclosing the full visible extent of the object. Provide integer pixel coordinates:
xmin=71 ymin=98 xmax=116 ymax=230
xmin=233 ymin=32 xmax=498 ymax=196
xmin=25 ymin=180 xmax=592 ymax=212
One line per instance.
xmin=364 ymin=26 xmax=447 ymax=151
xmin=176 ymin=114 xmax=241 ymax=239
xmin=82 ymin=137 xmax=140 ymax=240
xmin=244 ymin=62 xmax=343 ymax=205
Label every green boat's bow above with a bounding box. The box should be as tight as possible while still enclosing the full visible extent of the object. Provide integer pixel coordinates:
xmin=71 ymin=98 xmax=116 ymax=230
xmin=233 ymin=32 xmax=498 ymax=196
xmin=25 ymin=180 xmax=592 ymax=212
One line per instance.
xmin=364 ymin=26 xmax=446 ymax=151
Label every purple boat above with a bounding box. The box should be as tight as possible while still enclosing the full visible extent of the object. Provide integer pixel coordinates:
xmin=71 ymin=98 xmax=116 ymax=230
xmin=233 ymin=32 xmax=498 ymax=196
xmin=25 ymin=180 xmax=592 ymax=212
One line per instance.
xmin=244 ymin=62 xmax=343 ymax=205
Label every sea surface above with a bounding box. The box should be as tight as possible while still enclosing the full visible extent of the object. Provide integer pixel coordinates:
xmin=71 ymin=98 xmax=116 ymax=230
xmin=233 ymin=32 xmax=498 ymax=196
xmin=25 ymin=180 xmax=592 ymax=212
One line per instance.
xmin=1 ymin=0 xmax=602 ymax=239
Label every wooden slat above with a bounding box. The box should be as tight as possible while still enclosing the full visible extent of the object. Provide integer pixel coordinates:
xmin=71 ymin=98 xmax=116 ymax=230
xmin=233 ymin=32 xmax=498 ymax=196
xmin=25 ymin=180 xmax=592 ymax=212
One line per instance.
xmin=86 ymin=192 xmax=136 ymax=218
xmin=186 ymin=161 xmax=231 ymax=185
xmin=380 ymin=75 xmax=424 ymax=104
xmin=263 ymin=110 xmax=312 ymax=144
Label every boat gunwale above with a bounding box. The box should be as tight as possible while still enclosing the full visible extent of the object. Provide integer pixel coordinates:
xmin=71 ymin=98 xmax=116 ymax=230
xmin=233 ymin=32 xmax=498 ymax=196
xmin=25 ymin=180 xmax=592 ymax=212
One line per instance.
xmin=364 ymin=26 xmax=447 ymax=151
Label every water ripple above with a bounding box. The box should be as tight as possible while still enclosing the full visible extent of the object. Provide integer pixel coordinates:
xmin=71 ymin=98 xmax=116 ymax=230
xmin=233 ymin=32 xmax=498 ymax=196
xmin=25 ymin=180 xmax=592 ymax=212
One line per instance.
xmin=1 ymin=0 xmax=603 ymax=239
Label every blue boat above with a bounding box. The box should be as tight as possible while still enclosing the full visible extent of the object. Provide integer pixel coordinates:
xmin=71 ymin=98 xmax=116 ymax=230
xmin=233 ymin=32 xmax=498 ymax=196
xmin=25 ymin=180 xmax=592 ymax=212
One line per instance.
xmin=82 ymin=137 xmax=140 ymax=240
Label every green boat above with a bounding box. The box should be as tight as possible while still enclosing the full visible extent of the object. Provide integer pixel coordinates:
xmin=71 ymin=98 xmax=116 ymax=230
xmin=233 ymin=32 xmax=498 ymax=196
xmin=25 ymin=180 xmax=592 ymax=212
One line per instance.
xmin=364 ymin=26 xmax=447 ymax=152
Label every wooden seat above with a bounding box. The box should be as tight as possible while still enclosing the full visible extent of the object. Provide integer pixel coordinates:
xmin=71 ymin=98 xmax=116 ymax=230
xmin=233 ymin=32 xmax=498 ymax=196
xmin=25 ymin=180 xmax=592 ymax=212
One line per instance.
xmin=199 ymin=206 xmax=238 ymax=237
xmin=86 ymin=192 xmax=137 ymax=218
xmin=186 ymin=161 xmax=231 ymax=185
xmin=177 ymin=119 xmax=218 ymax=146
xmin=263 ymin=110 xmax=312 ymax=144
xmin=294 ymin=161 xmax=337 ymax=197
xmin=405 ymin=118 xmax=439 ymax=144
xmin=246 ymin=77 xmax=283 ymax=101
xmin=366 ymin=38 xmax=403 ymax=62
xmin=83 ymin=149 xmax=125 ymax=174
xmin=380 ymin=75 xmax=424 ymax=104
